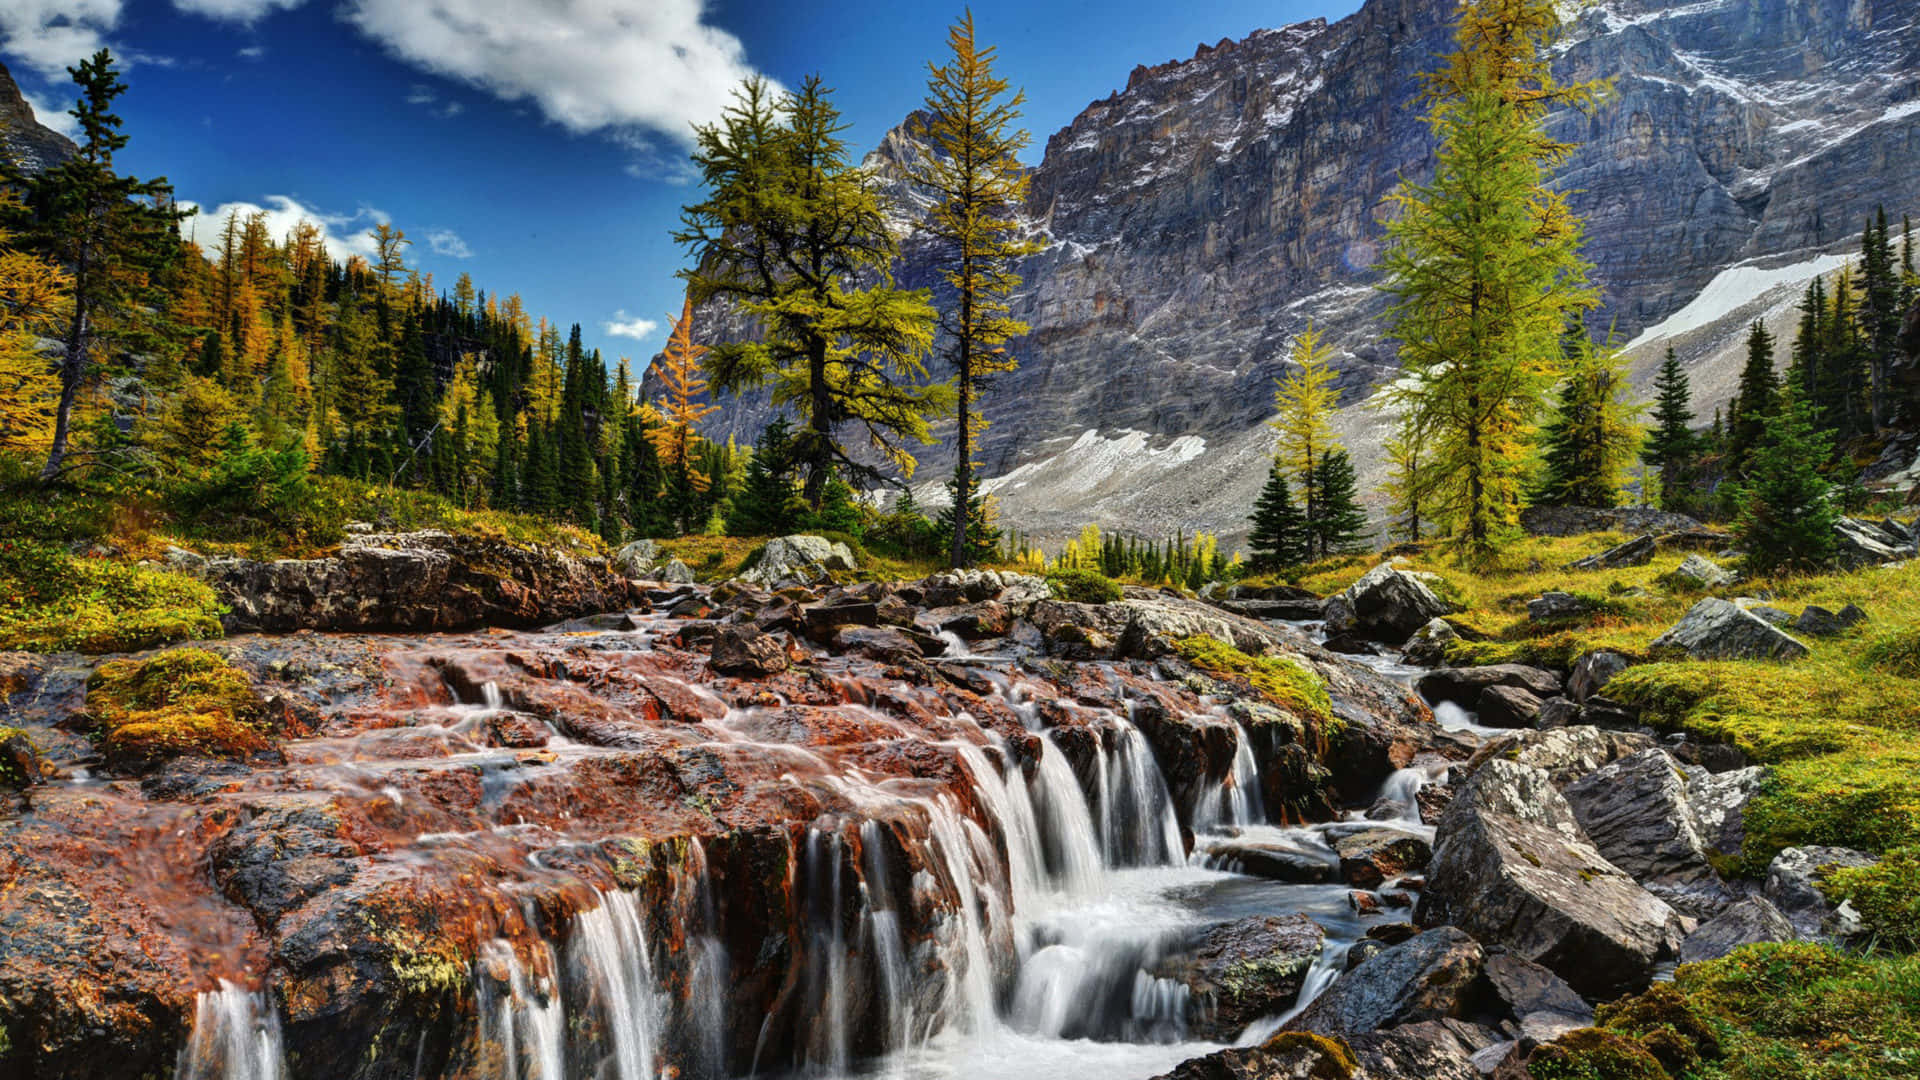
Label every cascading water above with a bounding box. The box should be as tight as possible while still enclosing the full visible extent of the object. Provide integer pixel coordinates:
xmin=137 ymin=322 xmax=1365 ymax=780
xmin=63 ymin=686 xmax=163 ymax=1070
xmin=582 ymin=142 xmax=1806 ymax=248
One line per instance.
xmin=475 ymin=940 xmax=566 ymax=1080
xmin=568 ymin=889 xmax=667 ymax=1080
xmin=177 ymin=980 xmax=284 ymax=1080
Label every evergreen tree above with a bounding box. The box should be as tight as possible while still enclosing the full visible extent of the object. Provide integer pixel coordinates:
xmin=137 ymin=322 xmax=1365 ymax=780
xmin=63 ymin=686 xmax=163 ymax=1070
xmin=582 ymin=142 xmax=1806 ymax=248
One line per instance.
xmin=1642 ymin=347 xmax=1700 ymax=511
xmin=910 ymin=12 xmax=1039 ymax=568
xmin=647 ymin=298 xmax=721 ymax=533
xmin=1860 ymin=207 xmax=1901 ymax=430
xmin=1248 ymin=465 xmax=1310 ymax=571
xmin=1734 ymin=386 xmax=1838 ymax=574
xmin=1726 ymin=320 xmax=1779 ymax=479
xmin=1269 ymin=323 xmax=1340 ymax=558
xmin=1378 ymin=0 xmax=1602 ymax=560
xmin=1309 ymin=449 xmax=1370 ymax=555
xmin=678 ymin=77 xmax=951 ymax=509
xmin=1818 ymin=268 xmax=1869 ymax=441
xmin=1536 ymin=329 xmax=1643 ymax=508
xmin=1786 ymin=278 xmax=1825 ymax=402
xmin=9 ymin=50 xmax=182 ymax=481
xmin=726 ymin=417 xmax=806 ymax=537
xmin=934 ymin=462 xmax=1003 ymax=565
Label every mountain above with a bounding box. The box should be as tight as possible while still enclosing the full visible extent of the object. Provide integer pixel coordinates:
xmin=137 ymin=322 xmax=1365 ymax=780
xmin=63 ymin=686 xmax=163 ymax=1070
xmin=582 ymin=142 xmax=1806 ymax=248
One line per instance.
xmin=679 ymin=0 xmax=1920 ymax=545
xmin=0 ymin=63 xmax=77 ymax=176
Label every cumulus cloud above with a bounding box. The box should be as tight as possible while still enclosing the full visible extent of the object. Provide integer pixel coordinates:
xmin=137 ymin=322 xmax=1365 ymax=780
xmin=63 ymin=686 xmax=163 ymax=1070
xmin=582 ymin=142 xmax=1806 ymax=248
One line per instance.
xmin=342 ymin=0 xmax=769 ymax=147
xmin=603 ymin=313 xmax=660 ymax=341
xmin=171 ymin=0 xmax=306 ymax=24
xmin=20 ymin=89 xmax=78 ymax=138
xmin=424 ymin=228 xmax=472 ymax=259
xmin=0 ymin=0 xmax=123 ymax=80
xmin=180 ymin=195 xmax=390 ymax=262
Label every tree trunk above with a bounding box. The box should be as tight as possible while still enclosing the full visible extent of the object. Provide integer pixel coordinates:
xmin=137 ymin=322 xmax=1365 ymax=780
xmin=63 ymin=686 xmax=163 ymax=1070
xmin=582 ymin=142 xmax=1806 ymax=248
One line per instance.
xmin=40 ymin=297 xmax=89 ymax=484
xmin=804 ymin=334 xmax=831 ymax=509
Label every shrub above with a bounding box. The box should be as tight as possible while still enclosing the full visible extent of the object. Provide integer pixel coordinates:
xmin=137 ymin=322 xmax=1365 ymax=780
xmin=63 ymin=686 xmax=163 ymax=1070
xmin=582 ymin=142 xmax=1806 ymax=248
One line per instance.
xmin=85 ymin=648 xmax=271 ymax=771
xmin=1044 ymin=567 xmax=1121 ymax=605
xmin=0 ymin=539 xmax=225 ymax=653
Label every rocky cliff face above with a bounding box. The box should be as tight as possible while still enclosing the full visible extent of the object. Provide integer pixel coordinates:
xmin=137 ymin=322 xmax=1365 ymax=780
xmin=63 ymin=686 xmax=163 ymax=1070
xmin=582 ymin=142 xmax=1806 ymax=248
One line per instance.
xmin=0 ymin=63 xmax=76 ymax=176
xmin=682 ymin=0 xmax=1920 ymax=544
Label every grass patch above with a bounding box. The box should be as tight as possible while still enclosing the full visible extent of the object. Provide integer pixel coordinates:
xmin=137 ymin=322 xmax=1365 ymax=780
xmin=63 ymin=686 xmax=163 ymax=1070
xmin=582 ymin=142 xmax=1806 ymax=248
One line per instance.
xmin=0 ymin=539 xmax=225 ymax=653
xmin=84 ymin=648 xmax=271 ymax=770
xmin=1174 ymin=635 xmax=1334 ymax=726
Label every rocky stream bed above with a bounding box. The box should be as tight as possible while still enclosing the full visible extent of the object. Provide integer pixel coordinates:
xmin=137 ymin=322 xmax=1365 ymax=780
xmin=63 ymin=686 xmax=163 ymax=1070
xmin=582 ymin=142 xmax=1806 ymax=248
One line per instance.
xmin=0 ymin=536 xmax=1865 ymax=1080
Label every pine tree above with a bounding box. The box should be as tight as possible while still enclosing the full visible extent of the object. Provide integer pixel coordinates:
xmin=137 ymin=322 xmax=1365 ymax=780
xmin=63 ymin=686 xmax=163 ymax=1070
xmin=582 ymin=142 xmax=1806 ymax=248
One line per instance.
xmin=1860 ymin=207 xmax=1901 ymax=431
xmin=1270 ymin=323 xmax=1342 ymax=558
xmin=9 ymin=50 xmax=182 ymax=481
xmin=678 ymin=77 xmax=951 ymax=509
xmin=1726 ymin=320 xmax=1779 ymax=479
xmin=1642 ymin=347 xmax=1700 ymax=512
xmin=1536 ymin=329 xmax=1643 ymax=508
xmin=647 ymin=297 xmax=720 ymax=533
xmin=0 ymin=198 xmax=71 ymax=455
xmin=1377 ymin=0 xmax=1602 ymax=560
xmin=934 ymin=462 xmax=1003 ymax=565
xmin=1818 ymin=268 xmax=1868 ymax=441
xmin=911 ymin=12 xmax=1039 ymax=567
xmin=1734 ymin=386 xmax=1838 ymax=574
xmin=1310 ymin=449 xmax=1371 ymax=555
xmin=1786 ymin=279 xmax=1825 ymax=402
xmin=726 ymin=417 xmax=805 ymax=537
xmin=1248 ymin=465 xmax=1310 ymax=571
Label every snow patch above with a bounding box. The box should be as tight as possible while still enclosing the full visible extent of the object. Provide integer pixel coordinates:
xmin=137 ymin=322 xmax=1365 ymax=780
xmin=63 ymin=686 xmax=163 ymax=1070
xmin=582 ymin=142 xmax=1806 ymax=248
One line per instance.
xmin=1624 ymin=252 xmax=1853 ymax=352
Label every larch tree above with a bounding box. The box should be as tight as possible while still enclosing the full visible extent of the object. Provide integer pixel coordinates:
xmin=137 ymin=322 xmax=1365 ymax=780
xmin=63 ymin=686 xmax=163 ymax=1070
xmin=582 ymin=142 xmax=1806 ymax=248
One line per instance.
xmin=1381 ymin=419 xmax=1437 ymax=543
xmin=1378 ymin=0 xmax=1602 ymax=560
xmin=677 ymin=76 xmax=951 ymax=510
xmin=909 ymin=10 xmax=1041 ymax=567
xmin=0 ymin=194 xmax=72 ymax=455
xmin=1269 ymin=323 xmax=1341 ymax=559
xmin=647 ymin=297 xmax=721 ymax=533
xmin=10 ymin=50 xmax=181 ymax=482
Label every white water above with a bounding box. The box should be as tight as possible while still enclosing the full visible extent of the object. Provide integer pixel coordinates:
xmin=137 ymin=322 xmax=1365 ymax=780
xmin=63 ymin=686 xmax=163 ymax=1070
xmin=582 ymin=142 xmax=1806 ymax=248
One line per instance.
xmin=177 ymin=980 xmax=284 ymax=1080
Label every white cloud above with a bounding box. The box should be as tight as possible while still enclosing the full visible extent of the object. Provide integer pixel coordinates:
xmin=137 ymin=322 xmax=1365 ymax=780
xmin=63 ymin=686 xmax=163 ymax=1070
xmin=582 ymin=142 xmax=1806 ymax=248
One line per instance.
xmin=237 ymin=45 xmax=266 ymax=61
xmin=342 ymin=0 xmax=770 ymax=147
xmin=180 ymin=195 xmax=390 ymax=262
xmin=404 ymin=84 xmax=465 ymax=120
xmin=171 ymin=0 xmax=305 ymax=23
xmin=19 ymin=89 xmax=78 ymax=138
xmin=424 ymin=228 xmax=472 ymax=259
xmin=0 ymin=0 xmax=123 ymax=80
xmin=604 ymin=313 xmax=660 ymax=341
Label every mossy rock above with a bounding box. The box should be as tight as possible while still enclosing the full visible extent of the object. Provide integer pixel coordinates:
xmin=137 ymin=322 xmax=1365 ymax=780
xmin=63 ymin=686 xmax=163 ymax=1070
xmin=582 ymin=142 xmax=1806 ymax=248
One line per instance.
xmin=1527 ymin=1028 xmax=1670 ymax=1080
xmin=0 ymin=726 xmax=44 ymax=788
xmin=1597 ymin=982 xmax=1722 ymax=1074
xmin=1174 ymin=635 xmax=1335 ymax=727
xmin=84 ymin=648 xmax=272 ymax=771
xmin=1044 ymin=567 xmax=1122 ymax=605
xmin=1257 ymin=1031 xmax=1359 ymax=1079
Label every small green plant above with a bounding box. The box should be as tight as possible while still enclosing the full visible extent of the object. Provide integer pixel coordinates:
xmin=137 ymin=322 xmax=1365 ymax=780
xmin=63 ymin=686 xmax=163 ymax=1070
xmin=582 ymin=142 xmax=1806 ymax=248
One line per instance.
xmin=1863 ymin=625 xmax=1920 ymax=679
xmin=0 ymin=539 xmax=225 ymax=653
xmin=1044 ymin=566 xmax=1122 ymax=605
xmin=1526 ymin=1029 xmax=1669 ymax=1080
xmin=1822 ymin=846 xmax=1920 ymax=952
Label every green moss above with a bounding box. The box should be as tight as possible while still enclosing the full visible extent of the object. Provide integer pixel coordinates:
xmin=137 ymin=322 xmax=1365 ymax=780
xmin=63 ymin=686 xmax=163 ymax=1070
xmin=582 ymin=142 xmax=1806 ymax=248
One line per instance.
xmin=1256 ymin=1031 xmax=1358 ymax=1079
xmin=1044 ymin=567 xmax=1122 ymax=605
xmin=0 ymin=726 xmax=35 ymax=787
xmin=1596 ymin=982 xmax=1722 ymax=1075
xmin=1173 ymin=636 xmax=1334 ymax=726
xmin=0 ymin=540 xmax=224 ymax=654
xmin=1821 ymin=845 xmax=1920 ymax=952
xmin=84 ymin=648 xmax=270 ymax=769
xmin=1527 ymin=1029 xmax=1669 ymax=1080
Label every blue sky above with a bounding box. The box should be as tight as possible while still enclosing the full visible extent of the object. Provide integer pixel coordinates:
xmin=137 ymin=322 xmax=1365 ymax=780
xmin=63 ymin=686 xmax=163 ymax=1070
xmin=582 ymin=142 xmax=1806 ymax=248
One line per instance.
xmin=2 ymin=0 xmax=1357 ymax=365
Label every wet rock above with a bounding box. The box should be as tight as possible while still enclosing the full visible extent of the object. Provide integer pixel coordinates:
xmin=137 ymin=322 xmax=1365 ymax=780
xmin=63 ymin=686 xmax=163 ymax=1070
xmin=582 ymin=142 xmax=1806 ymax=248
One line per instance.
xmin=1029 ymin=600 xmax=1131 ymax=660
xmin=208 ymin=531 xmax=630 ymax=634
xmin=1651 ymin=597 xmax=1809 ymax=661
xmin=1150 ymin=1031 xmax=1367 ymax=1080
xmin=1763 ymin=845 xmax=1878 ymax=940
xmin=831 ymin=626 xmax=936 ymax=664
xmin=208 ymin=794 xmax=367 ymax=925
xmin=1476 ymin=685 xmax=1544 ymax=729
xmin=1201 ymin=841 xmax=1336 ymax=884
xmin=1416 ymin=759 xmax=1687 ymax=998
xmin=1329 ymin=563 xmax=1450 ymax=644
xmin=1672 ymin=553 xmax=1736 ymax=589
xmin=1322 ymin=632 xmax=1381 ymax=655
xmin=1534 ymin=697 xmax=1583 ymax=729
xmin=925 ymin=601 xmax=1012 ymax=639
xmin=1527 ymin=592 xmax=1586 ymax=622
xmin=1567 ymin=650 xmax=1630 ymax=703
xmin=738 ymin=534 xmax=858 ymax=588
xmin=1154 ymin=914 xmax=1325 ymax=1039
xmin=0 ymin=725 xmax=46 ymax=787
xmin=1680 ymin=896 xmax=1797 ymax=963
xmin=1400 ymin=619 xmax=1458 ymax=667
xmin=1416 ymin=665 xmax=1562 ymax=710
xmin=1214 ymin=588 xmax=1327 ymax=621
xmin=1288 ymin=927 xmax=1484 ymax=1036
xmin=1465 ymin=726 xmax=1655 ymax=786
xmin=1564 ymin=749 xmax=1718 ymax=907
xmin=1130 ymin=695 xmax=1240 ymax=821
xmin=1792 ymin=603 xmax=1868 ymax=636
xmin=1334 ymin=829 xmax=1432 ymax=888
xmin=710 ymin=625 xmax=792 ymax=678
xmin=803 ymin=601 xmax=882 ymax=642
xmin=1566 ymin=534 xmax=1657 ymax=571
xmin=1833 ymin=516 xmax=1918 ymax=568
xmin=483 ymin=710 xmax=552 ymax=749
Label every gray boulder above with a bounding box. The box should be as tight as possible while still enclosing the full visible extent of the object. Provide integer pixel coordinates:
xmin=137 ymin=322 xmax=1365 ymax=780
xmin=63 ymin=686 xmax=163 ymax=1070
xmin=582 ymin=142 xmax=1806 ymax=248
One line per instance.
xmin=1481 ymin=948 xmax=1593 ymax=1048
xmin=1287 ymin=927 xmax=1484 ymax=1036
xmin=1400 ymin=618 xmax=1459 ymax=667
xmin=1793 ymin=603 xmax=1867 ymax=636
xmin=1566 ymin=534 xmax=1657 ymax=571
xmin=1527 ymin=592 xmax=1587 ymax=622
xmin=1833 ymin=516 xmax=1917 ymax=568
xmin=1651 ymin=597 xmax=1810 ymax=661
xmin=1679 ymin=897 xmax=1797 ymax=963
xmin=1673 ymin=553 xmax=1737 ymax=589
xmin=1416 ymin=759 xmax=1687 ymax=998
xmin=1534 ymin=697 xmax=1584 ymax=729
xmin=1564 ymin=750 xmax=1721 ymax=913
xmin=1567 ymin=650 xmax=1630 ymax=703
xmin=659 ymin=558 xmax=697 ymax=585
xmin=1685 ymin=765 xmax=1766 ymax=859
xmin=1416 ymin=665 xmax=1562 ymax=710
xmin=1477 ymin=685 xmax=1544 ymax=729
xmin=614 ymin=538 xmax=660 ymax=578
xmin=739 ymin=535 xmax=859 ymax=587
xmin=1465 ymin=726 xmax=1656 ymax=786
xmin=1763 ymin=845 xmax=1878 ymax=940
xmin=709 ymin=624 xmax=789 ymax=677
xmin=1334 ymin=563 xmax=1450 ymax=643
xmin=1152 ymin=915 xmax=1324 ymax=1039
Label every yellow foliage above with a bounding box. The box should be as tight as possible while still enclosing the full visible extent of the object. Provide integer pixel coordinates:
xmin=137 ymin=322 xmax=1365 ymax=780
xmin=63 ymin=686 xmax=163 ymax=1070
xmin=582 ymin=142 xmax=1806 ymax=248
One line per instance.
xmin=0 ymin=202 xmax=72 ymax=455
xmin=647 ymin=296 xmax=719 ymax=484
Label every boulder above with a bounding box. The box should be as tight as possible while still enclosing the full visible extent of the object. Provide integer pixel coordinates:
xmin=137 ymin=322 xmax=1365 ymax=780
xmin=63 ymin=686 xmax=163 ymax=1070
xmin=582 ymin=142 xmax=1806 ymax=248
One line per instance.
xmin=1334 ymin=829 xmax=1432 ymax=889
xmin=1476 ymin=685 xmax=1544 ymax=729
xmin=1567 ymin=651 xmax=1630 ymax=703
xmin=482 ymin=711 xmax=551 ymax=749
xmin=739 ymin=535 xmax=858 ymax=588
xmin=1534 ymin=697 xmax=1583 ymax=729
xmin=925 ymin=602 xmax=1012 ymax=640
xmin=1735 ymin=599 xmax=1792 ymax=625
xmin=659 ymin=558 xmax=697 ymax=585
xmin=1416 ymin=665 xmax=1562 ymax=710
xmin=1028 ymin=600 xmax=1132 ymax=660
xmin=1563 ymin=749 xmax=1718 ymax=903
xmin=1480 ymin=948 xmax=1592 ymax=1034
xmin=831 ymin=626 xmax=939 ymax=664
xmin=1792 ymin=603 xmax=1867 ymax=636
xmin=1833 ymin=516 xmax=1918 ymax=568
xmin=710 ymin=625 xmax=791 ymax=677
xmin=614 ymin=538 xmax=660 ymax=578
xmin=1465 ymin=727 xmax=1655 ymax=786
xmin=1416 ymin=759 xmax=1687 ymax=998
xmin=1684 ymin=765 xmax=1765 ymax=858
xmin=1333 ymin=564 xmax=1451 ymax=644
xmin=1201 ymin=841 xmax=1337 ymax=884
xmin=803 ymin=601 xmax=882 ymax=642
xmin=1566 ymin=534 xmax=1657 ymax=571
xmin=1679 ymin=897 xmax=1797 ymax=963
xmin=1672 ymin=553 xmax=1736 ymax=589
xmin=1763 ymin=845 xmax=1878 ymax=940
xmin=1287 ymin=927 xmax=1483 ymax=1036
xmin=1527 ymin=592 xmax=1587 ymax=622
xmin=1400 ymin=619 xmax=1458 ymax=667
xmin=1650 ymin=598 xmax=1810 ymax=662
xmin=1152 ymin=915 xmax=1325 ymax=1039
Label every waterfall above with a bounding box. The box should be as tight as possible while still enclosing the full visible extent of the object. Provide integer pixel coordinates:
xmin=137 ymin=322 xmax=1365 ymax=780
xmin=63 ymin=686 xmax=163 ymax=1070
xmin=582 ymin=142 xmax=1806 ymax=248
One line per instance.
xmin=568 ymin=890 xmax=666 ymax=1080
xmin=1096 ymin=723 xmax=1185 ymax=867
xmin=177 ymin=980 xmax=284 ymax=1080
xmin=1032 ymin=733 xmax=1109 ymax=891
xmin=801 ymin=828 xmax=854 ymax=1073
xmin=1372 ymin=767 xmax=1430 ymax=825
xmin=476 ymin=940 xmax=566 ymax=1080
xmin=1234 ymin=940 xmax=1350 ymax=1046
xmin=1190 ymin=722 xmax=1264 ymax=835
